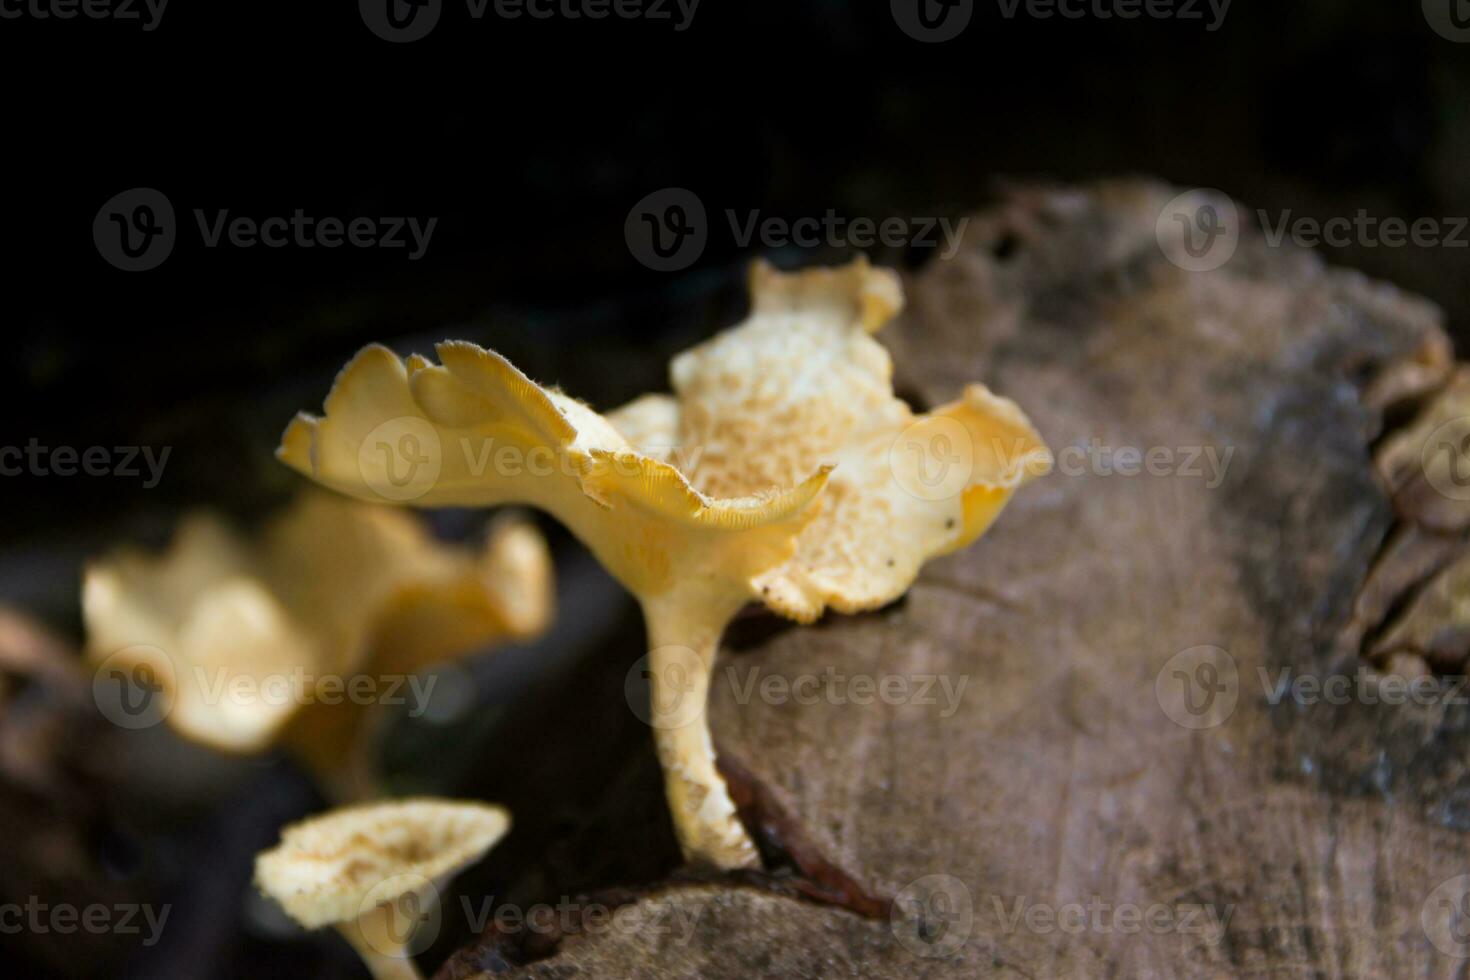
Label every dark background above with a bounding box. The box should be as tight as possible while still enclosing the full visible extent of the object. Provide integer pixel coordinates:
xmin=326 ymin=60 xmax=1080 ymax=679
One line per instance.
xmin=2 ymin=1 xmax=1468 ymax=976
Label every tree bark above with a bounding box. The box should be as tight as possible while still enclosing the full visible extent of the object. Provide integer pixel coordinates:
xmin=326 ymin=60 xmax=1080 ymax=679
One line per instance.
xmin=440 ymin=180 xmax=1470 ymax=979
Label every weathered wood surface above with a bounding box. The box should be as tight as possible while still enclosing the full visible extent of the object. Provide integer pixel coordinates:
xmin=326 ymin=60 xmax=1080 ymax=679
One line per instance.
xmin=440 ymin=181 xmax=1470 ymax=979
xmin=0 ymin=610 xmax=147 ymax=974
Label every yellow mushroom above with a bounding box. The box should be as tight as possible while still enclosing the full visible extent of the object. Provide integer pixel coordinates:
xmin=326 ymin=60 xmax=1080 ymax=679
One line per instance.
xmin=82 ymin=492 xmax=553 ymax=799
xmin=255 ymin=797 xmax=508 ymax=980
xmin=278 ymin=257 xmax=1050 ymax=867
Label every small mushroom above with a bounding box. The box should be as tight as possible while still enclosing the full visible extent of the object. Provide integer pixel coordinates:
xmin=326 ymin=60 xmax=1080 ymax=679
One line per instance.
xmin=278 ymin=257 xmax=1050 ymax=866
xmin=82 ymin=492 xmax=553 ymax=798
xmin=255 ymin=797 xmax=508 ymax=980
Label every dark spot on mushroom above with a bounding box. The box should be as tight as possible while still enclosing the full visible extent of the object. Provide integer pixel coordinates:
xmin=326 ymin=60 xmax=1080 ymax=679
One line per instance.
xmin=945 ymin=518 xmax=956 ymax=529
xmin=886 ymin=558 xmax=895 ymax=567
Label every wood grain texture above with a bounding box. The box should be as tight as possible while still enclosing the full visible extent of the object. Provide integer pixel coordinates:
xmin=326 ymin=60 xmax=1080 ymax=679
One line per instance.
xmin=440 ymin=181 xmax=1470 ymax=979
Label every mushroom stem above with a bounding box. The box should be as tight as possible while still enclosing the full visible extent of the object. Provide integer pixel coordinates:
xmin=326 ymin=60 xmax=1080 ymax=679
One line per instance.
xmin=282 ymin=700 xmax=384 ymax=804
xmin=339 ymin=904 xmax=424 ymax=980
xmin=642 ymin=599 xmax=759 ymax=869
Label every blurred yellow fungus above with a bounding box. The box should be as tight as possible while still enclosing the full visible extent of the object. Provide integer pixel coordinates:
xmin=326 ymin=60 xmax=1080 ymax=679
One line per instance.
xmin=82 ymin=493 xmax=552 ymax=798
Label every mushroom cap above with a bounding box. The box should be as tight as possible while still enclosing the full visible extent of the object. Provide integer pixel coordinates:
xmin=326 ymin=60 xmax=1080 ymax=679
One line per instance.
xmin=649 ymin=258 xmax=1051 ymax=620
xmin=278 ymin=257 xmax=1049 ymax=623
xmin=278 ymin=336 xmax=830 ymax=606
xmin=82 ymin=494 xmax=552 ymax=753
xmin=254 ymin=798 xmax=509 ymax=929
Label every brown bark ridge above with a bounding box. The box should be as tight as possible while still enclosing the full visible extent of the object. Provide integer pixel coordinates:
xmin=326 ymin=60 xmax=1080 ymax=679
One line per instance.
xmin=0 ymin=609 xmax=149 ymax=974
xmin=439 ymin=180 xmax=1470 ymax=979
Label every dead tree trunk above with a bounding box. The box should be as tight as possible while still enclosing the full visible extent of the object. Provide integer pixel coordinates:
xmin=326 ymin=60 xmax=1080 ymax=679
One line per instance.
xmin=440 ymin=181 xmax=1470 ymax=979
